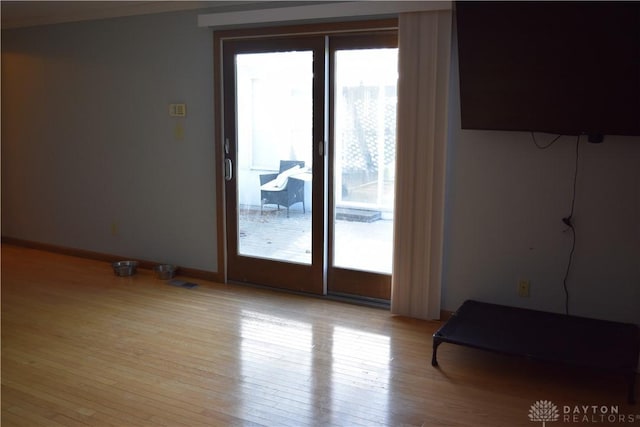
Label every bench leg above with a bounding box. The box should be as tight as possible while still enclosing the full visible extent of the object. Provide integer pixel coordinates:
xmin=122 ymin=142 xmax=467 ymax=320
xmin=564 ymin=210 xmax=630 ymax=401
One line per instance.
xmin=432 ymin=338 xmax=442 ymax=367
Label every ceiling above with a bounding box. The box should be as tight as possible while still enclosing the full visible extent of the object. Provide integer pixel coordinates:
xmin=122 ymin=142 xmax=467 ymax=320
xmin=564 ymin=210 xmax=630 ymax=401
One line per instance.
xmin=0 ymin=1 xmax=264 ymax=29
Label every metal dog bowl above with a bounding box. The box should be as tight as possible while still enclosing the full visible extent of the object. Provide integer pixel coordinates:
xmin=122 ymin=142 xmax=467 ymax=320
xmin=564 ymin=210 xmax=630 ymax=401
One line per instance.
xmin=112 ymin=261 xmax=138 ymax=276
xmin=153 ymin=264 xmax=177 ymax=280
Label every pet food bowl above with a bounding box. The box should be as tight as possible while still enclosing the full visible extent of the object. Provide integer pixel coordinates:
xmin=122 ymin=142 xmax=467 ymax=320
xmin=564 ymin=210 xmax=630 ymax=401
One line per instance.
xmin=112 ymin=261 xmax=138 ymax=277
xmin=153 ymin=264 xmax=177 ymax=280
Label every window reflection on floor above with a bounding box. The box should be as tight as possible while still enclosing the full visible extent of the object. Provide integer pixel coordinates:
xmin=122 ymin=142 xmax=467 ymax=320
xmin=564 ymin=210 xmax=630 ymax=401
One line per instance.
xmin=238 ymin=309 xmax=391 ymax=424
xmin=240 ymin=310 xmax=313 ymax=424
xmin=330 ymin=326 xmax=391 ymax=424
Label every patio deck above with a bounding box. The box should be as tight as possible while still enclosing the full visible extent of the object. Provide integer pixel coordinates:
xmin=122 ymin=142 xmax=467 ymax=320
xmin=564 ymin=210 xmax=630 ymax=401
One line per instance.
xmin=238 ymin=205 xmax=393 ymax=273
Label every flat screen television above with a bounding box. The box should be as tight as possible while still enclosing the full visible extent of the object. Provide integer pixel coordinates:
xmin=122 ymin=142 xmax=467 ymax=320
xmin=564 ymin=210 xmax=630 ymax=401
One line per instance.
xmin=455 ymin=1 xmax=640 ymax=139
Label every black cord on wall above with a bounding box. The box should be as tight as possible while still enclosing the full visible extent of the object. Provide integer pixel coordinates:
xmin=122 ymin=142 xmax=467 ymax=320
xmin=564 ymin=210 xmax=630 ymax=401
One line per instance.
xmin=561 ymin=134 xmax=580 ymax=315
xmin=531 ymin=132 xmax=580 ymax=315
xmin=531 ymin=132 xmax=563 ymax=149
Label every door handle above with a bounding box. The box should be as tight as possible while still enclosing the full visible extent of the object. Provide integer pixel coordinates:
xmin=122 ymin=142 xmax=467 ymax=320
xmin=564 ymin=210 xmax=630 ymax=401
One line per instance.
xmin=224 ymin=158 xmax=233 ymax=181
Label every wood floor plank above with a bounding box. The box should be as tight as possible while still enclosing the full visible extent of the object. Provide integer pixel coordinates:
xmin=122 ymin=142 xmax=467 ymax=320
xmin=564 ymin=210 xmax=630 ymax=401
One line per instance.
xmin=1 ymin=386 xmax=90 ymax=427
xmin=2 ymin=244 xmax=636 ymax=426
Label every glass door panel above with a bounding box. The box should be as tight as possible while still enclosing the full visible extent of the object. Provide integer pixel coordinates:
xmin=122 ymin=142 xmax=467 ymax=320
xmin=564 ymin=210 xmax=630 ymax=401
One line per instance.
xmin=332 ymin=48 xmax=398 ymax=275
xmin=223 ymin=36 xmax=325 ymax=294
xmin=235 ymin=51 xmax=313 ymax=265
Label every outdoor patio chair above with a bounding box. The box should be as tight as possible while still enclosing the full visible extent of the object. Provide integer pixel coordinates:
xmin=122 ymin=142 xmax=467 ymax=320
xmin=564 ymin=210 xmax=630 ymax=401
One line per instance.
xmin=259 ymin=160 xmax=306 ymax=218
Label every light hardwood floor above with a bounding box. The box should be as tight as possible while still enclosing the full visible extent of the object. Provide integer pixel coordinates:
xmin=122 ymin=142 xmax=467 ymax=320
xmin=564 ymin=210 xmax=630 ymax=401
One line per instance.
xmin=2 ymin=244 xmax=637 ymax=426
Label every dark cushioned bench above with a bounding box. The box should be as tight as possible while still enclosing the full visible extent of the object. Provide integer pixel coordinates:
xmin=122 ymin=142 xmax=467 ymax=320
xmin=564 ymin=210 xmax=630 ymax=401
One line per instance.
xmin=432 ymin=300 xmax=639 ymax=403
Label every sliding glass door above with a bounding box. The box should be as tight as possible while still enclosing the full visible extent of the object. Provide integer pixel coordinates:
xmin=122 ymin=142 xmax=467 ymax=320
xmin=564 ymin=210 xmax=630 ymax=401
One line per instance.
xmin=219 ymin=27 xmax=397 ymax=300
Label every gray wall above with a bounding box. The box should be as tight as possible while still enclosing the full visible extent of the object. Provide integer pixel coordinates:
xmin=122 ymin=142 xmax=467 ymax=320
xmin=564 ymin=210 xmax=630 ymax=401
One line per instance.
xmin=443 ymin=35 xmax=640 ymax=325
xmin=2 ymin=10 xmax=638 ymax=324
xmin=2 ymin=10 xmax=218 ymax=271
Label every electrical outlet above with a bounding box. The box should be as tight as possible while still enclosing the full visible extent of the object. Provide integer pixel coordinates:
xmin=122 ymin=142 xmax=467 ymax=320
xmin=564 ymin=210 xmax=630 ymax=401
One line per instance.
xmin=518 ymin=280 xmax=530 ymax=297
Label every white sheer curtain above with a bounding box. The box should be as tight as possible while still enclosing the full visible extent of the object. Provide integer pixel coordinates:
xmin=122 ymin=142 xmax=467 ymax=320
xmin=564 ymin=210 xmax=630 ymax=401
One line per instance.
xmin=391 ymin=10 xmax=452 ymax=320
